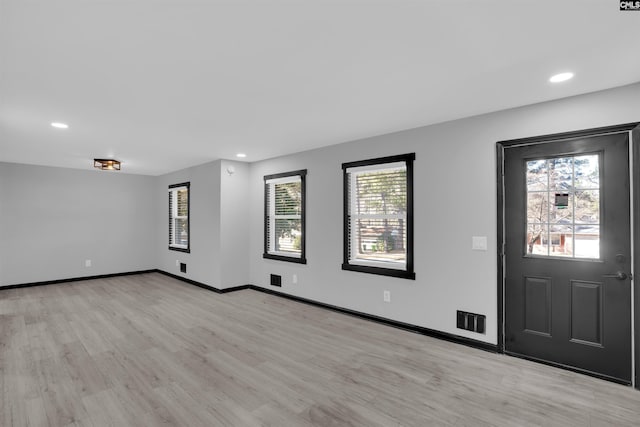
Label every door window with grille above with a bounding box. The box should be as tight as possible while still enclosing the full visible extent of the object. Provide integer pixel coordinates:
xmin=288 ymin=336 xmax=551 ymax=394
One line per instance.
xmin=526 ymin=154 xmax=600 ymax=259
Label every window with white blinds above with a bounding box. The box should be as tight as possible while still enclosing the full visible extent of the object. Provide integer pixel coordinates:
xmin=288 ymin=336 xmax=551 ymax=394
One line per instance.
xmin=264 ymin=170 xmax=307 ymax=263
xmin=169 ymin=182 xmax=190 ymax=252
xmin=343 ymin=154 xmax=415 ymax=279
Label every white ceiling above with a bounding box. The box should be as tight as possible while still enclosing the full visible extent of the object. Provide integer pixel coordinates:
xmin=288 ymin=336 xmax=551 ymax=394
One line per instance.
xmin=1 ymin=0 xmax=639 ymax=176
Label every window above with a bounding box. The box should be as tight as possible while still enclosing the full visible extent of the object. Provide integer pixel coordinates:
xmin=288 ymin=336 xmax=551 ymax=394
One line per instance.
xmin=264 ymin=170 xmax=307 ymax=263
xmin=169 ymin=182 xmax=190 ymax=252
xmin=343 ymin=154 xmax=415 ymax=279
xmin=525 ymin=154 xmax=600 ymax=259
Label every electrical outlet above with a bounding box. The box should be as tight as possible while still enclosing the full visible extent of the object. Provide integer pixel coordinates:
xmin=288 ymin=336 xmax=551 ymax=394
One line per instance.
xmin=292 ymin=274 xmax=298 ymax=284
xmin=383 ymin=290 xmax=391 ymax=303
xmin=472 ymin=236 xmax=488 ymax=251
xmin=85 ymin=259 xmax=91 ymax=268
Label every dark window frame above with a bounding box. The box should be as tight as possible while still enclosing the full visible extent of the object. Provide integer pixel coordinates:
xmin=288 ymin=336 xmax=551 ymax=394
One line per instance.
xmin=342 ymin=153 xmax=415 ymax=279
xmin=263 ymin=169 xmax=307 ymax=264
xmin=169 ymin=182 xmax=190 ymax=253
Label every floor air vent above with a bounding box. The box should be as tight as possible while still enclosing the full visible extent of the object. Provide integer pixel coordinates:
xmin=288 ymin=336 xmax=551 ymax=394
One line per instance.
xmin=270 ymin=274 xmax=282 ymax=287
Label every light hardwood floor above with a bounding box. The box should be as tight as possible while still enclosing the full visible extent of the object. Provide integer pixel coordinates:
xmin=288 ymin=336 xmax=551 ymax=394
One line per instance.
xmin=2 ymin=272 xmax=640 ymax=426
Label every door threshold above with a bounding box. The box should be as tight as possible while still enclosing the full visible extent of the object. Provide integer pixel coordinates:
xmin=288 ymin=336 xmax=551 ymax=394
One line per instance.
xmin=505 ymin=350 xmax=631 ymax=386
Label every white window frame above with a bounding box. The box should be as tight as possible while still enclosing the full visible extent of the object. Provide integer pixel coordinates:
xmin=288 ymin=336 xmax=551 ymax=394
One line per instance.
xmin=347 ymin=162 xmax=407 ymax=270
xmin=169 ymin=182 xmax=190 ymax=252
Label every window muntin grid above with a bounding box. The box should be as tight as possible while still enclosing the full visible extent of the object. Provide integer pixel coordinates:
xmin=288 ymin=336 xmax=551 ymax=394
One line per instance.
xmin=525 ymin=154 xmax=600 ymax=259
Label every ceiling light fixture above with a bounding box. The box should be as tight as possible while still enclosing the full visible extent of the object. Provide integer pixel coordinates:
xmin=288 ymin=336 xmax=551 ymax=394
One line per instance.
xmin=549 ymin=72 xmax=574 ymax=83
xmin=94 ymin=158 xmax=121 ymax=171
xmin=51 ymin=122 xmax=69 ymax=129
xmin=236 ymin=153 xmax=247 ymax=158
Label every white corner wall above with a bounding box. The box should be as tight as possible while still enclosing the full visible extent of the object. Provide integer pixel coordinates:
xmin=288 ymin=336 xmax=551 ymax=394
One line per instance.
xmin=0 ymin=162 xmax=157 ymax=287
xmin=156 ymin=160 xmax=223 ymax=287
xmin=155 ymin=159 xmax=250 ymax=289
xmin=248 ymin=83 xmax=640 ymax=345
xmin=220 ymin=160 xmax=250 ymax=288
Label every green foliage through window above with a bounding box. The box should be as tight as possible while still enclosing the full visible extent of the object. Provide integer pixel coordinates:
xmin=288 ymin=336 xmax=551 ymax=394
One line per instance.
xmin=349 ymin=165 xmax=407 ymax=264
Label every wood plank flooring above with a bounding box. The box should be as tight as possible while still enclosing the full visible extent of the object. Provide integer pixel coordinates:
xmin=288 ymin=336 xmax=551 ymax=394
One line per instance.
xmin=2 ymin=272 xmax=640 ymax=426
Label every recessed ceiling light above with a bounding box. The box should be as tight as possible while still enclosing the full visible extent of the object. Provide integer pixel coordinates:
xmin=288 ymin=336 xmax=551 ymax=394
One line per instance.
xmin=549 ymin=72 xmax=574 ymax=83
xmin=51 ymin=122 xmax=69 ymax=129
xmin=236 ymin=153 xmax=247 ymax=158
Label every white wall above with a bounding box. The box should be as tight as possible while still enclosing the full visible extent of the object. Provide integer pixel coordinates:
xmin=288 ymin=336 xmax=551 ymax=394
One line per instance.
xmin=248 ymin=82 xmax=640 ymax=345
xmin=2 ymin=83 xmax=638 ymax=345
xmin=0 ymin=162 xmax=156 ymax=287
xmin=0 ymin=157 xmax=251 ymax=290
xmin=220 ymin=160 xmax=250 ymax=288
xmin=156 ymin=160 xmax=222 ymax=287
xmin=155 ymin=159 xmax=249 ymax=289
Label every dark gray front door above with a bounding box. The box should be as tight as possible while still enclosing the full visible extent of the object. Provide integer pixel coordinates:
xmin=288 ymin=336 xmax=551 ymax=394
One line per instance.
xmin=504 ymin=131 xmax=632 ymax=383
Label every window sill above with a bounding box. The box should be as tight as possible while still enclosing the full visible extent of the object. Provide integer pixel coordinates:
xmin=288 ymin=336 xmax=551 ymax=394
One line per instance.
xmin=263 ymin=253 xmax=307 ymax=264
xmin=342 ymin=263 xmax=415 ymax=279
xmin=348 ymin=258 xmax=406 ymax=270
xmin=169 ymin=246 xmax=190 ymax=253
